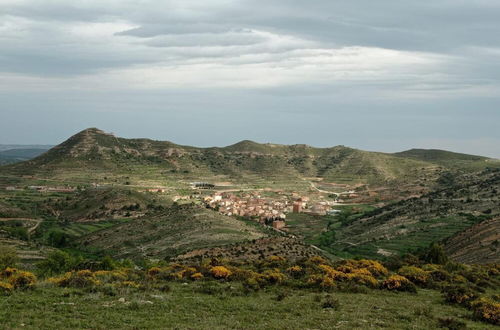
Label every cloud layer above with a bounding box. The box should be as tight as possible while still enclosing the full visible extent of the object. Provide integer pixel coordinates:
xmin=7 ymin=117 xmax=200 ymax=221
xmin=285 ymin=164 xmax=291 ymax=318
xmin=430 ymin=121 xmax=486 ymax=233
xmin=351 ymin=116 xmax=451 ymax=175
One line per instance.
xmin=1 ymin=1 xmax=499 ymax=157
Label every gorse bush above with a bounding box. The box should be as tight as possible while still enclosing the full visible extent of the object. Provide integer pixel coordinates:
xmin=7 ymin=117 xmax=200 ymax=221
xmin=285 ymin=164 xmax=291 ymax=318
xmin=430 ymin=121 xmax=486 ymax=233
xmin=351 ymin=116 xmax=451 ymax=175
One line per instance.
xmin=470 ymin=298 xmax=500 ymax=325
xmin=3 ymin=253 xmax=499 ymax=327
xmin=49 ymin=270 xmax=100 ymax=288
xmin=381 ymin=275 xmax=417 ymax=293
xmin=0 ymin=267 xmax=36 ymax=290
xmin=441 ymin=285 xmax=479 ymax=307
xmin=0 ymin=281 xmax=13 ymax=295
xmin=210 ymin=266 xmax=232 ymax=279
xmin=397 ymin=266 xmax=430 ymax=286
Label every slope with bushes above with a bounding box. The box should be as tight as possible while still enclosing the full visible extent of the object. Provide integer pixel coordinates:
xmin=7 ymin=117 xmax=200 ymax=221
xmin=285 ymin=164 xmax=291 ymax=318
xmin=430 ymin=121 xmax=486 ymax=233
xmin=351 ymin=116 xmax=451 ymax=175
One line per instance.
xmin=320 ymin=169 xmax=500 ymax=260
xmin=77 ymin=203 xmax=269 ymax=260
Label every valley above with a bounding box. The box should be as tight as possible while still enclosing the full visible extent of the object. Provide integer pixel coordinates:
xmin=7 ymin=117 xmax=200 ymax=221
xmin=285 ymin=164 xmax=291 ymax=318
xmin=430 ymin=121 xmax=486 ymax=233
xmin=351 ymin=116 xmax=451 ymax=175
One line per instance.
xmin=1 ymin=128 xmax=499 ymax=329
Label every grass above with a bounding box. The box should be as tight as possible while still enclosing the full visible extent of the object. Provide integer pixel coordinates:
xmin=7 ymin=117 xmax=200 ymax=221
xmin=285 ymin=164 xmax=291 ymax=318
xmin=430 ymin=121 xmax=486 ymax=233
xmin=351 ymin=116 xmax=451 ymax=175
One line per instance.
xmin=0 ymin=283 xmax=494 ymax=329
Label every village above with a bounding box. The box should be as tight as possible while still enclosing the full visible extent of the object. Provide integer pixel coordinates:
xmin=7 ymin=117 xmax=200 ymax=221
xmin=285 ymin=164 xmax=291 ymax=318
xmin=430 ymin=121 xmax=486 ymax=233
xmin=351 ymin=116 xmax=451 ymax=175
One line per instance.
xmin=200 ymin=191 xmax=340 ymax=230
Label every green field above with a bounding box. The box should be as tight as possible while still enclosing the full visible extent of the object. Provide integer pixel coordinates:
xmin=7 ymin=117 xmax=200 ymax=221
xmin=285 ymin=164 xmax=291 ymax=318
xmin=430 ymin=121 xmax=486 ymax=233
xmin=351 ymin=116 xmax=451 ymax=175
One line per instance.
xmin=0 ymin=282 xmax=495 ymax=329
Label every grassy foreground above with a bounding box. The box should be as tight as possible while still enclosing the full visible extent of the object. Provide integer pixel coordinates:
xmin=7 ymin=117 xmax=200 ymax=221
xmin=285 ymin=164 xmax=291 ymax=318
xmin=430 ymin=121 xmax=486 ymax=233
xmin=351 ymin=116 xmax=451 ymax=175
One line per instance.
xmin=0 ymin=283 xmax=493 ymax=329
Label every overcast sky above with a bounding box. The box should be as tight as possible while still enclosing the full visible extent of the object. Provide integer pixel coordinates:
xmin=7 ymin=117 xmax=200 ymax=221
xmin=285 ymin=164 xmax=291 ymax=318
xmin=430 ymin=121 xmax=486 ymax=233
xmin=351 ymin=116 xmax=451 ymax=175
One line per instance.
xmin=1 ymin=1 xmax=499 ymax=157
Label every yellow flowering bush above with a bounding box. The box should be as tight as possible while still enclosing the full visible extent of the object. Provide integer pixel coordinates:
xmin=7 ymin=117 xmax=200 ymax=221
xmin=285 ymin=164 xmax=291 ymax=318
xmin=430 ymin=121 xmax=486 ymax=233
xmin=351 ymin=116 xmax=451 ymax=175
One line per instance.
xmin=397 ymin=266 xmax=430 ymax=286
xmin=307 ymin=274 xmax=336 ymax=290
xmin=381 ymin=275 xmax=417 ymax=293
xmin=346 ymin=273 xmax=378 ymax=288
xmin=262 ymin=269 xmax=286 ymax=284
xmin=470 ymin=298 xmax=500 ymax=325
xmin=318 ymin=265 xmax=348 ymax=281
xmin=356 ymin=259 xmax=389 ymax=277
xmin=210 ymin=266 xmax=232 ymax=279
xmin=94 ymin=270 xmax=127 ymax=283
xmin=286 ymin=265 xmax=304 ymax=278
xmin=1 ymin=268 xmax=36 ymax=289
xmin=442 ymin=285 xmax=479 ymax=306
xmin=307 ymin=256 xmax=328 ymax=265
xmin=0 ymin=281 xmax=13 ymax=295
xmin=49 ymin=270 xmax=99 ymax=288
xmin=147 ymin=265 xmax=197 ymax=281
xmin=190 ymin=272 xmax=204 ymax=281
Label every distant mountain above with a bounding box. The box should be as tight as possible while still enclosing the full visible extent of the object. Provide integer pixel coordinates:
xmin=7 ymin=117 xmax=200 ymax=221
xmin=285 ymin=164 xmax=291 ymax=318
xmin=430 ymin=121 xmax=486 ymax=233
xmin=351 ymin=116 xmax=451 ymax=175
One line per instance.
xmin=393 ymin=148 xmax=495 ymax=170
xmin=0 ymin=144 xmax=53 ymax=152
xmin=1 ymin=128 xmax=456 ymax=186
xmin=0 ymin=147 xmax=51 ymax=165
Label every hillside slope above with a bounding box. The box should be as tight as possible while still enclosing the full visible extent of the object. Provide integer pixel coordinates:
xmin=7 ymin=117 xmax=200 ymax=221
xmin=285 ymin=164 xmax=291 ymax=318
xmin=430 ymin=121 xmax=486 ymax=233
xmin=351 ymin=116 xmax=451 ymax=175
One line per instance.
xmin=445 ymin=217 xmax=500 ymax=264
xmin=322 ymin=168 xmax=500 ymax=259
xmin=393 ymin=148 xmax=497 ymax=170
xmin=3 ymin=128 xmax=462 ymax=187
xmin=78 ymin=203 xmax=268 ymax=260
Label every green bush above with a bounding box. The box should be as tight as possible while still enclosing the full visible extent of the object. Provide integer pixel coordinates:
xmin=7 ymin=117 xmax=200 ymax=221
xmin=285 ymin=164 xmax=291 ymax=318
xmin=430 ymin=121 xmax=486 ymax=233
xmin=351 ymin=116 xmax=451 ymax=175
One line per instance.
xmin=441 ymin=285 xmax=479 ymax=307
xmin=0 ymin=246 xmax=18 ymax=270
xmin=36 ymin=250 xmax=81 ymax=277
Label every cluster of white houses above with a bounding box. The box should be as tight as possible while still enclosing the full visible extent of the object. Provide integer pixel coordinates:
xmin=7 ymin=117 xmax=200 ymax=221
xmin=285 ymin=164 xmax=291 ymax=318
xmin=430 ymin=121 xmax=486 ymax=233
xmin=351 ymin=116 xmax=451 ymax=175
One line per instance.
xmin=203 ymin=192 xmax=337 ymax=230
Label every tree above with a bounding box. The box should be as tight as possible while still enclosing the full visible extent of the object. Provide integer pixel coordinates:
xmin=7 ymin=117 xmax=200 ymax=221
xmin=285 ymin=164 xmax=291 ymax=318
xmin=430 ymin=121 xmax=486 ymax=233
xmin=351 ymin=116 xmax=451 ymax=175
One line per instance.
xmin=47 ymin=230 xmax=69 ymax=248
xmin=36 ymin=250 xmax=78 ymax=276
xmin=423 ymin=243 xmax=448 ymax=265
xmin=0 ymin=245 xmax=18 ymax=270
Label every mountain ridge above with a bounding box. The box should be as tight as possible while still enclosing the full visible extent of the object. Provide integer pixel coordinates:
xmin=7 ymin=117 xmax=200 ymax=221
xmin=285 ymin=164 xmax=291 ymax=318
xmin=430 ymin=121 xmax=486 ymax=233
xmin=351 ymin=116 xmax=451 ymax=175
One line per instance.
xmin=4 ymin=128 xmax=499 ymax=188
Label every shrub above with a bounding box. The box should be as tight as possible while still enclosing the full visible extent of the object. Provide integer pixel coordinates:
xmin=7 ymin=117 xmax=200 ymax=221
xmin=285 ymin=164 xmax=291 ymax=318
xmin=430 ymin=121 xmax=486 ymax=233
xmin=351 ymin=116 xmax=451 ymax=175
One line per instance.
xmin=423 ymin=243 xmax=448 ymax=265
xmin=210 ymin=266 xmax=232 ymax=279
xmin=307 ymin=256 xmax=328 ymax=265
xmin=0 ymin=246 xmax=18 ymax=270
xmin=341 ymin=259 xmax=388 ymax=277
xmin=318 ymin=265 xmax=348 ymax=281
xmin=94 ymin=270 xmax=127 ymax=283
xmin=1 ymin=267 xmax=36 ymax=289
xmin=36 ymin=250 xmax=79 ymax=277
xmin=8 ymin=270 xmax=36 ymax=289
xmin=321 ymin=295 xmax=340 ymax=310
xmin=286 ymin=266 xmax=304 ymax=278
xmin=262 ymin=269 xmax=286 ymax=284
xmin=381 ymin=275 xmax=417 ymax=293
xmin=263 ymin=256 xmax=286 ymax=268
xmin=49 ymin=270 xmax=99 ymax=288
xmin=470 ymin=298 xmax=500 ymax=325
xmin=441 ymin=285 xmax=479 ymax=307
xmin=191 ymin=272 xmax=204 ymax=281
xmin=398 ymin=266 xmax=430 ymax=286
xmin=437 ymin=317 xmax=467 ymax=330
xmin=346 ymin=273 xmax=378 ymax=288
xmin=307 ymin=275 xmax=336 ymax=290
xmin=0 ymin=281 xmax=13 ymax=295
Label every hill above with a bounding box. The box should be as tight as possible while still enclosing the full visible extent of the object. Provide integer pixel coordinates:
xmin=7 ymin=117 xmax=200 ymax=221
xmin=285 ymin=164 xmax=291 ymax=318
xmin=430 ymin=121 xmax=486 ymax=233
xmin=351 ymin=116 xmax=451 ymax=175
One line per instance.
xmin=319 ymin=168 xmax=500 ymax=259
xmin=393 ymin=148 xmax=496 ymax=170
xmin=77 ymin=203 xmax=269 ymax=260
xmin=4 ymin=127 xmax=479 ymax=190
xmin=0 ymin=148 xmax=49 ymax=165
xmin=40 ymin=187 xmax=169 ymax=222
xmin=444 ymin=217 xmax=499 ymax=264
